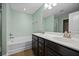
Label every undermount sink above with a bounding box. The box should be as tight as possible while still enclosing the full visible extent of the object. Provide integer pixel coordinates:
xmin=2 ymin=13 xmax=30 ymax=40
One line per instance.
xmin=52 ymin=36 xmax=79 ymax=42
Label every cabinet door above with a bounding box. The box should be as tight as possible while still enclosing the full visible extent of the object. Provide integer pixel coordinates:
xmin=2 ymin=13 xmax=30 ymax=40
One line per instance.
xmin=32 ymin=35 xmax=39 ymax=56
xmin=38 ymin=37 xmax=45 ymax=56
xmin=55 ymin=44 xmax=79 ymax=56
xmin=45 ymin=47 xmax=59 ymax=56
xmin=39 ymin=43 xmax=45 ymax=56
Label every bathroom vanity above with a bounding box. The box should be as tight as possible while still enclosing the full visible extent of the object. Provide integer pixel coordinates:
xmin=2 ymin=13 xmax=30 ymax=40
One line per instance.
xmin=32 ymin=33 xmax=79 ymax=56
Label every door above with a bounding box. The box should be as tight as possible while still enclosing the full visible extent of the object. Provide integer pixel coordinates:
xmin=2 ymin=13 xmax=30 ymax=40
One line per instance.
xmin=38 ymin=38 xmax=45 ymax=56
xmin=63 ymin=19 xmax=69 ymax=32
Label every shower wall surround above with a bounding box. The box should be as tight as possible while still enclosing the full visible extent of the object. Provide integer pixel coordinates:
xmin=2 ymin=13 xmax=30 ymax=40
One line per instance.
xmin=43 ymin=16 xmax=55 ymax=32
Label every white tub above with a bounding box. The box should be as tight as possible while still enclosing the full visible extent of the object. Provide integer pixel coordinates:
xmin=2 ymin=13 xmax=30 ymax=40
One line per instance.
xmin=8 ymin=36 xmax=32 ymax=45
xmin=7 ymin=36 xmax=32 ymax=55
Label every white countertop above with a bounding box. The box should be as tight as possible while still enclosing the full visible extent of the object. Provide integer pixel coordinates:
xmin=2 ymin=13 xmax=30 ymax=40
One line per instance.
xmin=32 ymin=32 xmax=79 ymax=51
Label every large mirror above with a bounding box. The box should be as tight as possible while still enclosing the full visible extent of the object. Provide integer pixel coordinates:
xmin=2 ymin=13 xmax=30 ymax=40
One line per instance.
xmin=42 ymin=3 xmax=79 ymax=34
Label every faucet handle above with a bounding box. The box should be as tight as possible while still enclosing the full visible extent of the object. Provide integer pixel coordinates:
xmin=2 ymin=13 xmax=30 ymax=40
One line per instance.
xmin=9 ymin=33 xmax=13 ymax=36
xmin=64 ymin=31 xmax=68 ymax=38
xmin=68 ymin=31 xmax=71 ymax=38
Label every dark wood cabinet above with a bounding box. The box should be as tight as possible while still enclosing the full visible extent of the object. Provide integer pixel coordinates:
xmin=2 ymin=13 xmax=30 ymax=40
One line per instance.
xmin=45 ymin=47 xmax=59 ymax=56
xmin=45 ymin=39 xmax=79 ymax=56
xmin=32 ymin=34 xmax=79 ymax=56
xmin=32 ymin=35 xmax=39 ymax=56
xmin=32 ymin=35 xmax=45 ymax=56
xmin=45 ymin=39 xmax=61 ymax=56
xmin=38 ymin=37 xmax=45 ymax=56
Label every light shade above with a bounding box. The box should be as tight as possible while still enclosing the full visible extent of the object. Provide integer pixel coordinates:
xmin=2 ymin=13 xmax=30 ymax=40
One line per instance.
xmin=52 ymin=3 xmax=57 ymax=6
xmin=44 ymin=3 xmax=57 ymax=10
xmin=48 ymin=5 xmax=52 ymax=9
xmin=24 ymin=8 xmax=26 ymax=11
xmin=44 ymin=3 xmax=49 ymax=9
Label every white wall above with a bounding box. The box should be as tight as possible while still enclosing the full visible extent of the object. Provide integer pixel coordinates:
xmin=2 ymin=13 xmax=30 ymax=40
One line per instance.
xmin=69 ymin=11 xmax=79 ymax=34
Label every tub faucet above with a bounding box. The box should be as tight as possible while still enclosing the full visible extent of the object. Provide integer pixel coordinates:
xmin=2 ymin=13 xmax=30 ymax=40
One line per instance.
xmin=9 ymin=33 xmax=15 ymax=39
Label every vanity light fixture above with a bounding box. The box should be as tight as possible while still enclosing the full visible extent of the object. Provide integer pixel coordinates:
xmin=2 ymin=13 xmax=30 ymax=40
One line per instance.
xmin=44 ymin=3 xmax=57 ymax=9
xmin=48 ymin=4 xmax=52 ymax=9
xmin=44 ymin=3 xmax=49 ymax=9
xmin=52 ymin=3 xmax=57 ymax=6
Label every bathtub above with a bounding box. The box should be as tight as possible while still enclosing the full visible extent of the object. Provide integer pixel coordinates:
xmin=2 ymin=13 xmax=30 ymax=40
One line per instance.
xmin=7 ymin=36 xmax=32 ymax=55
xmin=8 ymin=36 xmax=32 ymax=45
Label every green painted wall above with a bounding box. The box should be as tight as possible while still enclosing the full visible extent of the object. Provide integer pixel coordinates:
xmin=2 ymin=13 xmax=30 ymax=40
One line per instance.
xmin=43 ymin=16 xmax=55 ymax=32
xmin=32 ymin=4 xmax=44 ymax=33
xmin=9 ymin=10 xmax=32 ymax=38
xmin=54 ymin=16 xmax=59 ymax=32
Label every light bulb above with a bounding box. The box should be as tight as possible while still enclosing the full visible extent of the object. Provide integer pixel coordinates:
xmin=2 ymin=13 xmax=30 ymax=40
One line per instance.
xmin=24 ymin=8 xmax=26 ymax=11
xmin=48 ymin=5 xmax=52 ymax=9
xmin=44 ymin=3 xmax=49 ymax=9
xmin=52 ymin=3 xmax=57 ymax=6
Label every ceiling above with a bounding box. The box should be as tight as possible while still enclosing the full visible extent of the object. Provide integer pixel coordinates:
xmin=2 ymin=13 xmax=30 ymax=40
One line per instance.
xmin=43 ymin=3 xmax=79 ymax=17
xmin=10 ymin=3 xmax=43 ymax=14
xmin=10 ymin=3 xmax=79 ymax=17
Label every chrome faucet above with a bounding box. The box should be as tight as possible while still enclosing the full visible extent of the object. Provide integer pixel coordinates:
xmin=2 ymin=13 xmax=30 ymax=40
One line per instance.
xmin=39 ymin=31 xmax=45 ymax=34
xmin=9 ymin=33 xmax=15 ymax=39
xmin=67 ymin=31 xmax=71 ymax=38
xmin=64 ymin=31 xmax=71 ymax=39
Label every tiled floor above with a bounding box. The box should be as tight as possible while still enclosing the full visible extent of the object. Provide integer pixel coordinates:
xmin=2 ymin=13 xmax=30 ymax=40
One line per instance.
xmin=11 ymin=49 xmax=33 ymax=56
